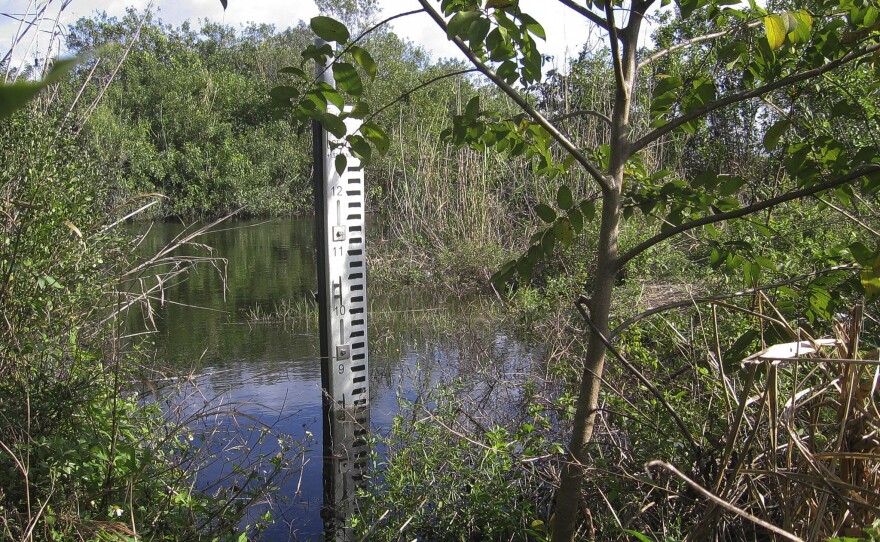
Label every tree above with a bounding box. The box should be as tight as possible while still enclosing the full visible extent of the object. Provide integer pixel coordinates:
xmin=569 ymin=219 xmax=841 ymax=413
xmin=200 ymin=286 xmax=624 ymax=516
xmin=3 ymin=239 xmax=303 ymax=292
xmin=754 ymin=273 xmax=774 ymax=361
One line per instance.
xmin=257 ymin=0 xmax=880 ymax=538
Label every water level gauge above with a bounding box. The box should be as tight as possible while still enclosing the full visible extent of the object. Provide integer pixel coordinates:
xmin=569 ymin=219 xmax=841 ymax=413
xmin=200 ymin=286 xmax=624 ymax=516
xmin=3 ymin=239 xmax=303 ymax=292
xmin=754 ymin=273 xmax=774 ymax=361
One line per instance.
xmin=316 ymin=112 xmax=369 ymax=410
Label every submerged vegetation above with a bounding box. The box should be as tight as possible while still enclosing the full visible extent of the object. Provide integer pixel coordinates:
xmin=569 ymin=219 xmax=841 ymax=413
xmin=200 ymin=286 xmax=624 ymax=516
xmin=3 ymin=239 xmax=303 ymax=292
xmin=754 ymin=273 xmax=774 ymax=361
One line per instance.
xmin=2 ymin=0 xmax=880 ymax=540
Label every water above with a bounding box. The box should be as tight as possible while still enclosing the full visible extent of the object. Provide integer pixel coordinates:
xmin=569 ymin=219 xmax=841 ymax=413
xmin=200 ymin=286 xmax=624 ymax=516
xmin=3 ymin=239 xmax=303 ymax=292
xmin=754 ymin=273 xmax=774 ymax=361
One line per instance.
xmin=128 ymin=217 xmax=539 ymax=540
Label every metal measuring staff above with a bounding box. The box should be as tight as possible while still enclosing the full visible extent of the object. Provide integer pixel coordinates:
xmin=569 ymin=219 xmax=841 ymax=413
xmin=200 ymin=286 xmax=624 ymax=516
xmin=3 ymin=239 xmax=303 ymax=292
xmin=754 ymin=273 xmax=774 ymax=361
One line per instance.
xmin=313 ymin=41 xmax=370 ymax=411
xmin=312 ymin=38 xmax=370 ymax=542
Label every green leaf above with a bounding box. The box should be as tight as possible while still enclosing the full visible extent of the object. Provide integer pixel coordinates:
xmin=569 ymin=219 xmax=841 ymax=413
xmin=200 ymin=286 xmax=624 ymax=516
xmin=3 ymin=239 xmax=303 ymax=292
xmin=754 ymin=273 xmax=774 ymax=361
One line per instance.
xmin=516 ymin=256 xmax=533 ymax=281
xmin=311 ymin=16 xmax=350 ymax=43
xmin=318 ymin=112 xmax=347 ymax=138
xmin=869 ymin=263 xmax=880 ymax=301
xmin=490 ymin=260 xmax=517 ymax=287
xmin=624 ymin=530 xmax=655 ymax=542
xmin=580 ymin=200 xmax=596 ymax=221
xmin=568 ymin=208 xmax=583 ymax=233
xmin=0 ymin=56 xmax=80 ymax=120
xmin=743 ymin=260 xmax=761 ymax=287
xmin=349 ymin=45 xmax=377 ymax=79
xmin=653 ymin=75 xmax=682 ymax=97
xmin=335 ymin=154 xmax=347 ymax=175
xmin=348 ymin=134 xmax=372 ymax=162
xmin=535 ymin=203 xmax=557 ymax=223
xmin=269 ymin=85 xmax=299 ymax=101
xmin=465 ymin=96 xmax=480 ymax=119
xmin=848 ymin=242 xmax=874 ymax=266
xmin=724 ymin=329 xmax=760 ymax=367
xmin=718 ymin=176 xmax=747 ymax=197
xmin=469 ymin=16 xmax=491 ymax=46
xmin=554 ymin=219 xmax=574 ymax=248
xmin=314 ymin=84 xmax=344 ymax=110
xmin=362 ymin=121 xmax=390 ymax=154
xmin=279 ymin=66 xmax=307 ymax=78
xmin=764 ymin=14 xmax=787 ymax=50
xmin=332 ymin=62 xmax=363 ymax=97
xmin=763 ymin=120 xmax=790 ymax=151
xmin=556 ymin=185 xmax=573 ymax=210
xmin=519 ymin=13 xmax=546 ymax=40
xmin=788 ymin=10 xmax=813 ymax=43
xmin=349 ymin=101 xmax=370 ymax=119
xmin=540 ymin=229 xmax=556 ymax=256
xmin=448 ymin=10 xmax=482 ymax=39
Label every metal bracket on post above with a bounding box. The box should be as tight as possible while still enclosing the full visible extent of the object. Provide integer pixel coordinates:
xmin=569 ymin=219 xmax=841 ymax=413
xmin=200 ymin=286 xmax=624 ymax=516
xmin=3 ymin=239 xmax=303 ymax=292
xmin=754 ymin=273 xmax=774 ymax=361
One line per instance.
xmin=313 ymin=38 xmax=369 ymax=542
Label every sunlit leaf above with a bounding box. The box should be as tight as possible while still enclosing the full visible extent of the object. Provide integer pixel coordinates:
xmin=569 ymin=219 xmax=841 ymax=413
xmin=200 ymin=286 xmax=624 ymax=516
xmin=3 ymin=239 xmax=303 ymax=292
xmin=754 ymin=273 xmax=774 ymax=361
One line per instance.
xmin=848 ymin=241 xmax=874 ymax=266
xmin=332 ymin=62 xmax=363 ymax=97
xmin=362 ymin=121 xmax=390 ymax=154
xmin=764 ymin=14 xmax=787 ymax=50
xmin=348 ymin=134 xmax=372 ymax=162
xmin=624 ymin=530 xmax=656 ymax=542
xmin=349 ymin=45 xmax=377 ymax=79
xmin=519 ymin=13 xmax=546 ymax=40
xmin=554 ymin=219 xmax=574 ymax=248
xmin=448 ymin=10 xmax=482 ymax=40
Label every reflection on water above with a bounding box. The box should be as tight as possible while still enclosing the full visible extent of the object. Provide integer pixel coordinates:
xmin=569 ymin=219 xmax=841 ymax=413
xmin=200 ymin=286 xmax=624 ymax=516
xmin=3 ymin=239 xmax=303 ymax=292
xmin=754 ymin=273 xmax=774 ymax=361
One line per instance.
xmin=128 ymin=217 xmax=539 ymax=540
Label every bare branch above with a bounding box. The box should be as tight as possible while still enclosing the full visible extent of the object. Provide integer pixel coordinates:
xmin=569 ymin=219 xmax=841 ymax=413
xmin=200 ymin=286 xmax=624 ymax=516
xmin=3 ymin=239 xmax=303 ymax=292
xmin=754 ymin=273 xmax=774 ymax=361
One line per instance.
xmin=366 ymin=68 xmax=477 ymax=122
xmin=416 ymin=0 xmax=612 ymax=194
xmin=353 ymin=8 xmax=425 ymax=45
xmin=632 ymin=42 xmax=880 ymax=155
xmin=557 ymin=0 xmax=609 ymax=31
xmin=616 ymin=165 xmax=880 ymax=270
xmin=605 ymin=2 xmax=628 ymax=100
xmin=638 ymin=20 xmax=761 ymax=70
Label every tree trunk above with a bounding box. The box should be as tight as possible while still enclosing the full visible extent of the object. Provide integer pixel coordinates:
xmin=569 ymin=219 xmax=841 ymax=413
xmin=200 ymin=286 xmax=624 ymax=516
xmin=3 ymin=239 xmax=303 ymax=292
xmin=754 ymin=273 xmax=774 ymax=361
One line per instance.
xmin=551 ymin=7 xmax=644 ymax=540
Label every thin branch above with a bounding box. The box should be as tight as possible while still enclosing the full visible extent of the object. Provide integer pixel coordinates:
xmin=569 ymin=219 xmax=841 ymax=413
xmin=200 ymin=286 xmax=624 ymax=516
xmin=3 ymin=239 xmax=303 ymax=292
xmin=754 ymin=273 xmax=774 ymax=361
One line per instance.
xmin=632 ymin=41 xmax=880 ymax=155
xmin=74 ymin=1 xmax=153 ymax=135
xmin=557 ymin=0 xmax=609 ymax=31
xmin=366 ymin=68 xmax=477 ymax=122
xmin=646 ymin=461 xmax=804 ymax=542
xmin=550 ymin=108 xmax=612 ymax=126
xmin=416 ymin=0 xmax=612 ymax=194
xmin=576 ymin=296 xmax=701 ymax=459
xmin=313 ymin=9 xmax=425 ymax=84
xmin=605 ymin=2 xmax=628 ymax=100
xmin=611 ymin=264 xmax=858 ymax=338
xmin=354 ymin=8 xmax=424 ymax=45
xmin=616 ymin=165 xmax=880 ymax=270
xmin=814 ymin=194 xmax=880 ymax=238
xmin=638 ymin=20 xmax=762 ymax=70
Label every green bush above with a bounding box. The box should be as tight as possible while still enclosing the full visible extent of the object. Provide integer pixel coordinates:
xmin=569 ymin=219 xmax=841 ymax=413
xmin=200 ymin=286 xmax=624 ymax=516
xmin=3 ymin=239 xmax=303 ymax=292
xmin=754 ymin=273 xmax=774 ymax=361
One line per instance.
xmin=0 ymin=111 xmax=285 ymax=541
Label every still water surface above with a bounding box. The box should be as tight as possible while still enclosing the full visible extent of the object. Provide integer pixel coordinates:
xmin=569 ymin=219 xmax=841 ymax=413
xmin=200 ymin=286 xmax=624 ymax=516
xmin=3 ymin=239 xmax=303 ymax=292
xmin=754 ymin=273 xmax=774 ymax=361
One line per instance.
xmin=132 ymin=217 xmax=536 ymax=540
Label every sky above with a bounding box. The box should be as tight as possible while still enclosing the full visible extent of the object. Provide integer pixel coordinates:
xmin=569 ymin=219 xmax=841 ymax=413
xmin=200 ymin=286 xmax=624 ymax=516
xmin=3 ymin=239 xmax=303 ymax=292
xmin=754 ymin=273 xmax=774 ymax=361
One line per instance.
xmin=0 ymin=0 xmax=605 ymax=76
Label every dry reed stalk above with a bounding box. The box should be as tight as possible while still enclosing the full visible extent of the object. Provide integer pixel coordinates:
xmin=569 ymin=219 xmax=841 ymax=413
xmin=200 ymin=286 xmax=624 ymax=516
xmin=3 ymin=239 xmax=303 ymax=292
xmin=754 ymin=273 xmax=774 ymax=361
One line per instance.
xmin=687 ymin=304 xmax=879 ymax=541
